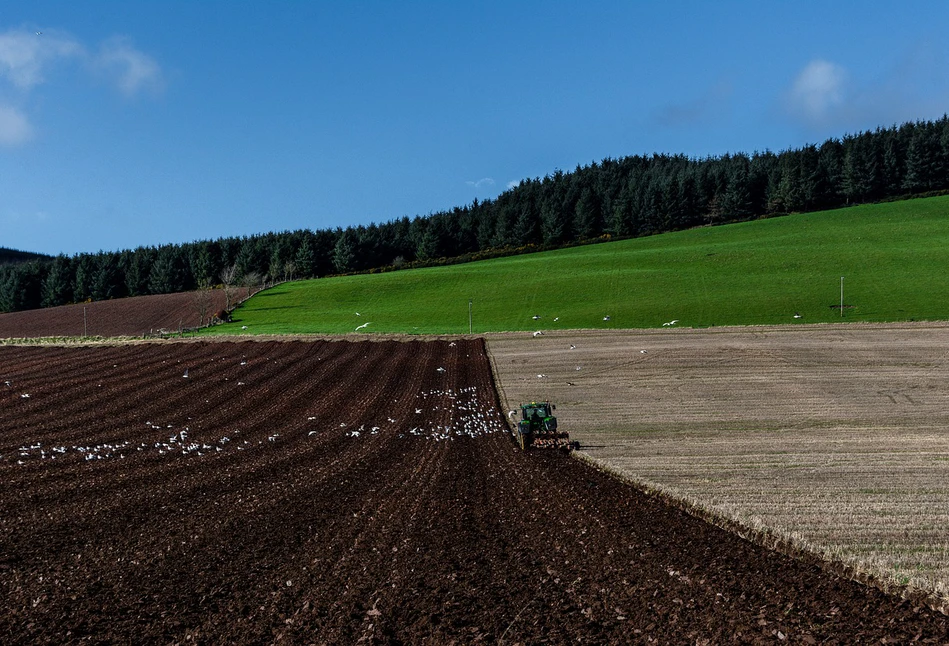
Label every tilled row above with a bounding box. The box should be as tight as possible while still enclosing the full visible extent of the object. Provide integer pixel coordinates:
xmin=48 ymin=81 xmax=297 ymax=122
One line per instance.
xmin=0 ymin=340 xmax=946 ymax=644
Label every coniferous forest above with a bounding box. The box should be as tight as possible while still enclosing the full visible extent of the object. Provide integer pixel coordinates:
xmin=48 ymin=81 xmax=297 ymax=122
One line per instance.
xmin=2 ymin=117 xmax=949 ymax=313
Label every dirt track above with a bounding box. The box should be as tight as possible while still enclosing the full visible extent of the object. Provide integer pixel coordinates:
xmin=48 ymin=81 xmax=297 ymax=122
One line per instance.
xmin=1 ymin=339 xmax=948 ymax=643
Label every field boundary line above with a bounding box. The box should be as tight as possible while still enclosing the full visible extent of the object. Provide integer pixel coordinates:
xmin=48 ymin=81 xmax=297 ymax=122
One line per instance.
xmin=571 ymin=450 xmax=949 ymax=617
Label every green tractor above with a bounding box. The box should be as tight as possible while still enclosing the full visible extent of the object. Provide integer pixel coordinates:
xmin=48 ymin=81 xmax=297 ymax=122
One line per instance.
xmin=514 ymin=401 xmax=575 ymax=450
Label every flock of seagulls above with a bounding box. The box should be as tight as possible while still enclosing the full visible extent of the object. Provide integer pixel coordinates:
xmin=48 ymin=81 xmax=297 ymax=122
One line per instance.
xmin=525 ymin=313 xmax=801 ymax=328
xmin=6 ymin=423 xmax=244 ymax=464
xmin=6 ymin=404 xmax=378 ymax=464
xmin=4 ymin=345 xmax=505 ymax=466
xmin=338 ymin=386 xmax=507 ymax=444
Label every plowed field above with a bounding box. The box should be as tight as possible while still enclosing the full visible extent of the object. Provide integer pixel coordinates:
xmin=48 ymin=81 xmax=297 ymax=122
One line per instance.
xmin=1 ymin=339 xmax=947 ymax=644
xmin=0 ymin=290 xmax=231 ymax=339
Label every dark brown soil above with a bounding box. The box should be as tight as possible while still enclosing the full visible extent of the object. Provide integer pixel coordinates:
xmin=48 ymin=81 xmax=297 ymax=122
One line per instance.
xmin=0 ymin=290 xmax=234 ymax=338
xmin=0 ymin=339 xmax=946 ymax=644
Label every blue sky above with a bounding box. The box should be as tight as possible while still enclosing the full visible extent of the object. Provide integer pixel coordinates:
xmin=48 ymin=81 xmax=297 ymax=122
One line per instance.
xmin=2 ymin=1 xmax=949 ymax=256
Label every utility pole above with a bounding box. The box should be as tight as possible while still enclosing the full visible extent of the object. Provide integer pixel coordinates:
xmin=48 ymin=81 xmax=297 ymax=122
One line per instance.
xmin=840 ymin=276 xmax=844 ymax=318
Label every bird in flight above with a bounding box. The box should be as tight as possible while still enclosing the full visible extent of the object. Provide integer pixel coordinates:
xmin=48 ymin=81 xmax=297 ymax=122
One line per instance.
xmin=355 ymin=322 xmax=370 ymax=331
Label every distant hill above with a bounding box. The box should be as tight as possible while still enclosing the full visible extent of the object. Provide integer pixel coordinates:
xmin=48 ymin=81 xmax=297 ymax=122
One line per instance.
xmin=0 ymin=247 xmax=52 ymax=266
xmin=202 ymin=195 xmax=949 ymax=334
xmin=3 ymin=115 xmax=949 ymax=314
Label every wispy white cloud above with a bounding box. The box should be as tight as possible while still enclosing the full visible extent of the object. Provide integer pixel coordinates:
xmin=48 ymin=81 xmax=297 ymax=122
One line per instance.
xmin=0 ymin=30 xmax=83 ymax=89
xmin=466 ymin=177 xmax=495 ymax=189
xmin=784 ymin=59 xmax=848 ymax=127
xmin=0 ymin=28 xmax=164 ymax=144
xmin=506 ymin=180 xmax=520 ymax=190
xmin=91 ymin=36 xmax=164 ymax=97
xmin=0 ymin=28 xmax=163 ymax=97
xmin=0 ymin=104 xmax=33 ymax=146
xmin=783 ymin=49 xmax=949 ymax=133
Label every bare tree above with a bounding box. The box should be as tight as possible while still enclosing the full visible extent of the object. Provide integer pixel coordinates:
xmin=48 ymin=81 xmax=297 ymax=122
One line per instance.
xmin=193 ymin=277 xmax=214 ymax=327
xmin=283 ymin=260 xmax=296 ymax=282
xmin=220 ymin=264 xmax=238 ymax=312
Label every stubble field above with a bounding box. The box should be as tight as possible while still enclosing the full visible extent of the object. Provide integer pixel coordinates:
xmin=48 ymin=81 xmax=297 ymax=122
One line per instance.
xmin=3 ymin=338 xmax=948 ymax=643
xmin=486 ymin=322 xmax=949 ymax=606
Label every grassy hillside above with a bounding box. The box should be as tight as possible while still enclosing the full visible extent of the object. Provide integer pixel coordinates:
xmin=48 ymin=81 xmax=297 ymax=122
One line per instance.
xmin=203 ymin=195 xmax=949 ymax=335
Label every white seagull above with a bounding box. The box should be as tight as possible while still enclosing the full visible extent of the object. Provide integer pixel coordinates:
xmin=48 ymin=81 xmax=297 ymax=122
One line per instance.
xmin=663 ymin=319 xmax=679 ymax=326
xmin=533 ymin=331 xmax=543 ymax=337
xmin=355 ymin=322 xmax=370 ymax=331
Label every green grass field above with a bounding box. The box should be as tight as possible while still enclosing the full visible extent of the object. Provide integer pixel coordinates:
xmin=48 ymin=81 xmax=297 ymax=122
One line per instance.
xmin=202 ymin=195 xmax=949 ymax=335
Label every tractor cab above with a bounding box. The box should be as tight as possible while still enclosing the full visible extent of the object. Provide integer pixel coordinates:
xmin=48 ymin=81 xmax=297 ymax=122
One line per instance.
xmin=521 ymin=402 xmax=556 ymax=430
xmin=515 ymin=400 xmax=573 ymax=450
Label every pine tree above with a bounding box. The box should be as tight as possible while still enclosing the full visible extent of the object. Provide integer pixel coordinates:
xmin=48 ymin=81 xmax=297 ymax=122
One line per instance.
xmin=294 ymin=235 xmax=317 ymax=278
xmin=91 ymin=252 xmax=123 ymax=300
xmin=149 ymin=245 xmax=186 ymax=294
xmin=41 ymin=255 xmax=73 ymax=308
xmin=573 ymin=186 xmax=602 ymax=239
xmin=332 ymin=228 xmax=359 ymax=273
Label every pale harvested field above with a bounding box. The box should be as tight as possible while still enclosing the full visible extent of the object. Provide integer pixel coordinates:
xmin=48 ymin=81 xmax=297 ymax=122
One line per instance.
xmin=486 ymin=322 xmax=949 ymax=604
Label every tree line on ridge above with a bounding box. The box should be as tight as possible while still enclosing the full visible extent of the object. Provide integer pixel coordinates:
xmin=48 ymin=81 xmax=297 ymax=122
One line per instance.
xmin=1 ymin=116 xmax=949 ymax=313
